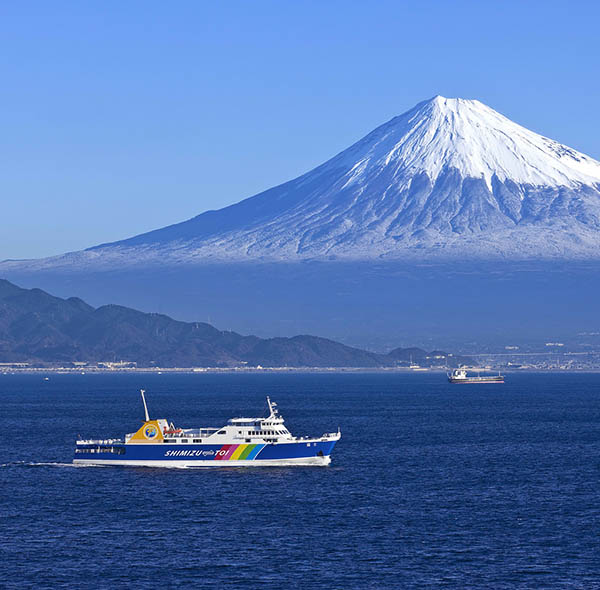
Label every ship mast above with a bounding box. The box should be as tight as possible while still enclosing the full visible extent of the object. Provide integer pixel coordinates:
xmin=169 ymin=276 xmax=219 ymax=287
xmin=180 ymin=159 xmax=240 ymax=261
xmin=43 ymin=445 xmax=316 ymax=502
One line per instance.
xmin=140 ymin=389 xmax=150 ymax=422
xmin=266 ymin=396 xmax=278 ymax=417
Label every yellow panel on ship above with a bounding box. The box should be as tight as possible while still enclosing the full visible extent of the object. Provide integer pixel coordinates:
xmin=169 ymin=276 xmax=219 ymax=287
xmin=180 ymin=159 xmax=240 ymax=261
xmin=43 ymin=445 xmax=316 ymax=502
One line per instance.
xmin=128 ymin=420 xmax=164 ymax=443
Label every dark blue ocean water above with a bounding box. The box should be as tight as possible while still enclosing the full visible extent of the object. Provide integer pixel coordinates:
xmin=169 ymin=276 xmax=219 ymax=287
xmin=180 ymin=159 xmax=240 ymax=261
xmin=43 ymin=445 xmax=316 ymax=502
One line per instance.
xmin=1 ymin=372 xmax=600 ymax=589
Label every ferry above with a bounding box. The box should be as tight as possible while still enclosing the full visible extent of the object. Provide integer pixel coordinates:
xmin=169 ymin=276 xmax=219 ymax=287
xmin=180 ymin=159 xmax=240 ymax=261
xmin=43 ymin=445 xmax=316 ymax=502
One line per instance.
xmin=73 ymin=391 xmax=341 ymax=467
xmin=448 ymin=368 xmax=504 ymax=384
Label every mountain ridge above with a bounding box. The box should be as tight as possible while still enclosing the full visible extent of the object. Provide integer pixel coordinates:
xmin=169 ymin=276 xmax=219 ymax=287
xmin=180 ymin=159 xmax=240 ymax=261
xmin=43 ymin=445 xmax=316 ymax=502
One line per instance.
xmin=0 ymin=278 xmax=468 ymax=367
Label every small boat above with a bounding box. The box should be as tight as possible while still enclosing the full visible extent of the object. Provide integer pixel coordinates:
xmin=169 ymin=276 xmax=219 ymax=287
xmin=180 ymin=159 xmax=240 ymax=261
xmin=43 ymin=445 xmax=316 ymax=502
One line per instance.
xmin=74 ymin=391 xmax=341 ymax=467
xmin=447 ymin=367 xmax=504 ymax=384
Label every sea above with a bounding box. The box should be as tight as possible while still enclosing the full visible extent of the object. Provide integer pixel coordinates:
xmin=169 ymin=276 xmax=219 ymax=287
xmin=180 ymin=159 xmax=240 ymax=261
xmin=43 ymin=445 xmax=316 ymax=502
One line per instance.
xmin=1 ymin=372 xmax=599 ymax=589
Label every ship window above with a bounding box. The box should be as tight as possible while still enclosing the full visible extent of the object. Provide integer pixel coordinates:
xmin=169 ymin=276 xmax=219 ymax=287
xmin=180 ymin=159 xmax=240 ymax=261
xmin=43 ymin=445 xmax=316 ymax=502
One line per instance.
xmin=246 ymin=439 xmax=251 ymax=442
xmin=193 ymin=439 xmax=202 ymax=443
xmin=218 ymin=431 xmax=226 ymax=434
xmin=181 ymin=439 xmax=188 ymax=443
xmin=164 ymin=439 xmax=175 ymax=443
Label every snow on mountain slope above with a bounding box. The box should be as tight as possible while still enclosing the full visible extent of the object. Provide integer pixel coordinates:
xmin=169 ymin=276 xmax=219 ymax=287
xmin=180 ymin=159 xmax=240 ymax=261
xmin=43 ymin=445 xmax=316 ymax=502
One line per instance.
xmin=335 ymin=96 xmax=600 ymax=190
xmin=3 ymin=96 xmax=600 ymax=270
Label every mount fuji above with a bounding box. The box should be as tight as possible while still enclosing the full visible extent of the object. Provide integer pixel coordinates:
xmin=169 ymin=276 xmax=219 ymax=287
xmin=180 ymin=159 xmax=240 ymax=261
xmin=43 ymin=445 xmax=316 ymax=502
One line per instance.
xmin=3 ymin=96 xmax=600 ymax=273
xmin=2 ymin=96 xmax=600 ymax=349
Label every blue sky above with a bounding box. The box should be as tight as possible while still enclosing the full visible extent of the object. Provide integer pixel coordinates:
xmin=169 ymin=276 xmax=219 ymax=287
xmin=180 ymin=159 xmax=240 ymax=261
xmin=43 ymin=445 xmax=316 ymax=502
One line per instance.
xmin=1 ymin=0 xmax=599 ymax=259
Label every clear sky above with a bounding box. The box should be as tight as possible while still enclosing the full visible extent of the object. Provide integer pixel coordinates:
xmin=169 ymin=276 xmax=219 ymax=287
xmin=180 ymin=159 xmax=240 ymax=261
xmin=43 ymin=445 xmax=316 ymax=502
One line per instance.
xmin=1 ymin=0 xmax=599 ymax=259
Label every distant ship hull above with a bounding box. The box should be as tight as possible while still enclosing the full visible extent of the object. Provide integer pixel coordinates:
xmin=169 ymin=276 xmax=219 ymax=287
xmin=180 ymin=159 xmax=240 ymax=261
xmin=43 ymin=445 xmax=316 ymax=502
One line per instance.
xmin=448 ymin=376 xmax=504 ymax=384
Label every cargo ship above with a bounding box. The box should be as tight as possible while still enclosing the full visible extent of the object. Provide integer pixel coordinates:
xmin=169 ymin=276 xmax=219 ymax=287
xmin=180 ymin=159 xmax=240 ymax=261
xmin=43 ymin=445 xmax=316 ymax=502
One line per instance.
xmin=73 ymin=391 xmax=341 ymax=467
xmin=447 ymin=368 xmax=504 ymax=384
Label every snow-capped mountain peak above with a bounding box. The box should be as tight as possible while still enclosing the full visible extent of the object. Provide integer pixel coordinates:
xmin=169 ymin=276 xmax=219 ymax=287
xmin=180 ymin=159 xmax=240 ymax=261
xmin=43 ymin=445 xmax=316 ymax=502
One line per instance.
xmin=333 ymin=95 xmax=600 ymax=191
xmin=2 ymin=96 xmax=600 ymax=270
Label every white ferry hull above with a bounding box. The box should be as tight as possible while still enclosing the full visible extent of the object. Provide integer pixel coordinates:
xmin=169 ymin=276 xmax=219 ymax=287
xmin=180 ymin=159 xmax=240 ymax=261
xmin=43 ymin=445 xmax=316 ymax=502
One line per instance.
xmin=73 ymin=455 xmax=332 ymax=468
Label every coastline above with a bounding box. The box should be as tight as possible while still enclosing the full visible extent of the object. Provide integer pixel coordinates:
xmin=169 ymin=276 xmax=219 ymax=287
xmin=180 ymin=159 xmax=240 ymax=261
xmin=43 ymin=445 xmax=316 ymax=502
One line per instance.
xmin=2 ymin=366 xmax=600 ymax=375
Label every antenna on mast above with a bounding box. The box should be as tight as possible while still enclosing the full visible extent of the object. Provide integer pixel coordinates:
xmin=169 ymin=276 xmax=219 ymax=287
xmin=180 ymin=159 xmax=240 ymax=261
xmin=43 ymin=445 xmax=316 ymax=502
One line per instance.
xmin=266 ymin=396 xmax=278 ymax=417
xmin=140 ymin=389 xmax=150 ymax=422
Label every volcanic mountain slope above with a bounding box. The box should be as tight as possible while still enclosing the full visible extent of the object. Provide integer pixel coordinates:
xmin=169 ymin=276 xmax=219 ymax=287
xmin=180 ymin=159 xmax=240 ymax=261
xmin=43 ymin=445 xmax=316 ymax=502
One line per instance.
xmin=3 ymin=95 xmax=600 ymax=273
xmin=0 ymin=279 xmax=468 ymax=367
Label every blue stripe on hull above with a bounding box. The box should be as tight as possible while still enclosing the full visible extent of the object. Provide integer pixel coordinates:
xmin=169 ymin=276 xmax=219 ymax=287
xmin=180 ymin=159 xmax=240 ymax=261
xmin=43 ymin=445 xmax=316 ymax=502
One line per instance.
xmin=254 ymin=441 xmax=336 ymax=461
xmin=74 ymin=440 xmax=337 ymax=463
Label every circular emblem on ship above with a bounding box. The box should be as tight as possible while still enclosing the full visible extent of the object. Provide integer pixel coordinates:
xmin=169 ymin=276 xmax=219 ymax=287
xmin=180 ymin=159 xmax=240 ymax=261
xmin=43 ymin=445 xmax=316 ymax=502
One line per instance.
xmin=144 ymin=424 xmax=159 ymax=440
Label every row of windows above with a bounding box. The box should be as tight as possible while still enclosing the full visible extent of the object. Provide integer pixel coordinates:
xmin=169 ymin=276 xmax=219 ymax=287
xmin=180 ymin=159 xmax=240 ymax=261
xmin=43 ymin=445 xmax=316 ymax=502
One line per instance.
xmin=75 ymin=447 xmax=125 ymax=455
xmin=238 ymin=430 xmax=285 ymax=436
xmin=163 ymin=430 xmax=287 ymax=443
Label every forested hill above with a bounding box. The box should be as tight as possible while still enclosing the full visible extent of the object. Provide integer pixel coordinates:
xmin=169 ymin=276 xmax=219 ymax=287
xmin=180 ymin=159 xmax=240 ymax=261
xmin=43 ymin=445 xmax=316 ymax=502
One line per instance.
xmin=0 ymin=279 xmax=468 ymax=368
